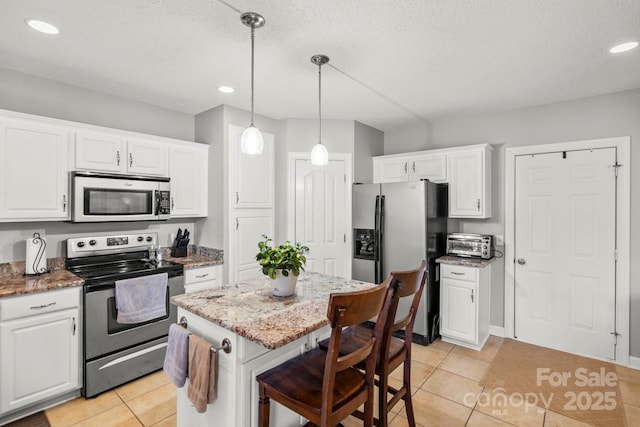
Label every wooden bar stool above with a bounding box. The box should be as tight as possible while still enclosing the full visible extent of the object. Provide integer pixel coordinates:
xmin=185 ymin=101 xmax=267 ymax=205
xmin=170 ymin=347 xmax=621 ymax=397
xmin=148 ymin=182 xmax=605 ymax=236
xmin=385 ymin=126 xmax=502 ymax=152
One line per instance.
xmin=319 ymin=260 xmax=427 ymax=427
xmin=256 ymin=276 xmax=399 ymax=427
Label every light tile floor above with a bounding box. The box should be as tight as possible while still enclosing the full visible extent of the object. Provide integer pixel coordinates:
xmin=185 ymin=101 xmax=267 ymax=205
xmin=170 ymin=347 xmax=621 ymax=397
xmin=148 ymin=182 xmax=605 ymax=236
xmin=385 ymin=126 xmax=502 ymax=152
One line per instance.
xmin=44 ymin=336 xmax=638 ymax=426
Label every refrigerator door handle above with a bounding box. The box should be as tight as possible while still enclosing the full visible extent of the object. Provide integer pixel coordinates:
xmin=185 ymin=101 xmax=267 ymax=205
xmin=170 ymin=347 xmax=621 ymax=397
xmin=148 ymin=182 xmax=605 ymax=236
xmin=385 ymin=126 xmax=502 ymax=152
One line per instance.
xmin=374 ymin=195 xmax=380 ymax=284
xmin=378 ymin=195 xmax=385 ymax=283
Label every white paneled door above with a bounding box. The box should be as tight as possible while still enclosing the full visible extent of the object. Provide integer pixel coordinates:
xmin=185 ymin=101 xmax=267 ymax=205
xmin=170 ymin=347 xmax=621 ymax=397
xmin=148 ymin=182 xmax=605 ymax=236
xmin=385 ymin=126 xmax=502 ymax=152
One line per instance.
xmin=514 ymin=148 xmax=617 ymax=360
xmin=294 ymin=159 xmax=347 ymax=278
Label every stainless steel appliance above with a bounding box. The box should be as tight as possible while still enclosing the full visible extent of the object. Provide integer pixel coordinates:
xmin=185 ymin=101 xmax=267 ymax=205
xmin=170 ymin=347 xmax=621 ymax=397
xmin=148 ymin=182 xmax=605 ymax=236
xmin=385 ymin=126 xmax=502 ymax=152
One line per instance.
xmin=70 ymin=172 xmax=171 ymax=222
xmin=352 ymin=180 xmax=448 ymax=344
xmin=66 ymin=233 xmax=184 ymax=397
xmin=446 ymin=233 xmax=494 ymax=259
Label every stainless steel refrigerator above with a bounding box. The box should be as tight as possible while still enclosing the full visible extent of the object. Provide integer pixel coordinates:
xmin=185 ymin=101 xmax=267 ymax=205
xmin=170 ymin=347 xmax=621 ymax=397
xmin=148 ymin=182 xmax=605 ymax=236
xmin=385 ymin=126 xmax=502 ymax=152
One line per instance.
xmin=352 ymin=180 xmax=448 ymax=344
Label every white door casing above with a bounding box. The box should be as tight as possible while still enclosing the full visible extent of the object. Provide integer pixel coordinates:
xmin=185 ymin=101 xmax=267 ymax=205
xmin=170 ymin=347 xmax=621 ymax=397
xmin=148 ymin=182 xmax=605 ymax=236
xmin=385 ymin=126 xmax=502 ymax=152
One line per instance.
xmin=514 ymin=148 xmax=616 ymax=360
xmin=505 ymin=137 xmax=630 ymax=365
xmin=288 ymin=153 xmax=352 ymax=280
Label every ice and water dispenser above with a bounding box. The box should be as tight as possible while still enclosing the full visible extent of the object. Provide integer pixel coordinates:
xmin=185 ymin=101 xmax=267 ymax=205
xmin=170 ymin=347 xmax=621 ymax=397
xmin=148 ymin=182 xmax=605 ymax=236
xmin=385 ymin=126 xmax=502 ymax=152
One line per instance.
xmin=353 ymin=228 xmax=375 ymax=260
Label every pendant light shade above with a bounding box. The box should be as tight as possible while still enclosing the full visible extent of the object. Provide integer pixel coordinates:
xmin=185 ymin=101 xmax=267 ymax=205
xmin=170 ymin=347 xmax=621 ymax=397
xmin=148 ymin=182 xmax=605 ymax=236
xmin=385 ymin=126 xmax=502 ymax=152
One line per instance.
xmin=310 ymin=54 xmax=330 ymax=166
xmin=240 ymin=12 xmax=265 ymax=155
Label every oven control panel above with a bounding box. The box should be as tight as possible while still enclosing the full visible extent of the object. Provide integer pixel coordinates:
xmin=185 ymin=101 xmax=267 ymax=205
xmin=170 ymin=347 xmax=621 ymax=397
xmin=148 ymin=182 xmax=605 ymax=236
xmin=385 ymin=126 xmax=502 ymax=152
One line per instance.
xmin=67 ymin=233 xmax=158 ymax=258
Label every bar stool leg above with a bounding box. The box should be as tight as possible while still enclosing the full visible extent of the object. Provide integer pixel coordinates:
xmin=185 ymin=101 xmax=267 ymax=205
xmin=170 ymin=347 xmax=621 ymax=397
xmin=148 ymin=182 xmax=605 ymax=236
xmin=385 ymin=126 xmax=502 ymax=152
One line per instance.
xmin=403 ymin=359 xmax=416 ymax=427
xmin=259 ymin=385 xmax=270 ymax=427
xmin=364 ymin=385 xmax=375 ymax=427
xmin=377 ymin=373 xmax=389 ymax=427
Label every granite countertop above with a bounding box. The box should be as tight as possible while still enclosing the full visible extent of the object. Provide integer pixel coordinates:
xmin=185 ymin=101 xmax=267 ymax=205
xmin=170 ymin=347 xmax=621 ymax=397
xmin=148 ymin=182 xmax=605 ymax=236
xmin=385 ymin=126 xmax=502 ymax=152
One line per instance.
xmin=162 ymin=245 xmax=224 ymax=269
xmin=436 ymin=255 xmax=496 ymax=268
xmin=0 ymin=258 xmax=84 ymax=298
xmin=171 ymin=271 xmax=376 ymax=350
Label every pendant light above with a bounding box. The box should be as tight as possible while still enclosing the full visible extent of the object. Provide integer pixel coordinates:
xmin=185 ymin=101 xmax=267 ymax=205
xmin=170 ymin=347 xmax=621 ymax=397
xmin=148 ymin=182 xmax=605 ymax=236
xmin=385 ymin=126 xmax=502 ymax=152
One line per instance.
xmin=310 ymin=54 xmax=329 ymax=166
xmin=240 ymin=12 xmax=265 ymax=155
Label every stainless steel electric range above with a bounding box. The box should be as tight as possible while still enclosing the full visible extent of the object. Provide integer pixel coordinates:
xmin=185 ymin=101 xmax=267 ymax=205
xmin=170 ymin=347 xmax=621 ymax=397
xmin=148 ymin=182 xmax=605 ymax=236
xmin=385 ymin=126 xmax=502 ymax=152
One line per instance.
xmin=66 ymin=233 xmax=184 ymax=398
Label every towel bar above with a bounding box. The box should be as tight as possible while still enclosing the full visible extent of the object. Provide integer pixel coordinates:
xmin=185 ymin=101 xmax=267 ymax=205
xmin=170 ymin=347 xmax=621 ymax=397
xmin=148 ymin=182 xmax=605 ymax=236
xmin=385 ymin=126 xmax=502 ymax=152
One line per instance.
xmin=177 ymin=316 xmax=233 ymax=354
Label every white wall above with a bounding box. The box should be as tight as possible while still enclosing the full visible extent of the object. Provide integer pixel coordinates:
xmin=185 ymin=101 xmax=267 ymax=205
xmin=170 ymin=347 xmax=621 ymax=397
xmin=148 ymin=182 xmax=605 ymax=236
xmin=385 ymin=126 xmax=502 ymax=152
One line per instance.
xmin=388 ymin=88 xmax=640 ymax=357
xmin=0 ymin=69 xmax=200 ymax=262
xmin=0 ymin=68 xmax=194 ymax=141
xmin=384 ymin=119 xmax=430 ymax=155
xmin=354 ymin=121 xmax=384 ymax=183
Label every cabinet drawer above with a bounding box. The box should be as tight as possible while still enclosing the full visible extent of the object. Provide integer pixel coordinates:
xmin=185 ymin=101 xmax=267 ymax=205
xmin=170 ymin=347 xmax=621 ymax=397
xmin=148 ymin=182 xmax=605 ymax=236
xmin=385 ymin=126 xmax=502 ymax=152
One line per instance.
xmin=185 ymin=265 xmax=220 ymax=285
xmin=441 ymin=265 xmax=478 ymax=282
xmin=0 ymin=287 xmax=80 ymax=321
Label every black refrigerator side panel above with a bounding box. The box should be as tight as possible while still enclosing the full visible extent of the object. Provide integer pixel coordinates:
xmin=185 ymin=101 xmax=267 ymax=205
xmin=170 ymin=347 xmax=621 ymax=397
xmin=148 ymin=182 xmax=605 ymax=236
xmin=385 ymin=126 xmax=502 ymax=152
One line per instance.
xmin=425 ymin=182 xmax=448 ymax=343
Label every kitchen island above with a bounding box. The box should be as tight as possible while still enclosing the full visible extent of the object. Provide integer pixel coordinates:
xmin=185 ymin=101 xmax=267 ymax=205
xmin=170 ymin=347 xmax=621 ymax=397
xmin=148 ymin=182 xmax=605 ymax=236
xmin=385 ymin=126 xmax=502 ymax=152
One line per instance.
xmin=170 ymin=271 xmax=376 ymax=427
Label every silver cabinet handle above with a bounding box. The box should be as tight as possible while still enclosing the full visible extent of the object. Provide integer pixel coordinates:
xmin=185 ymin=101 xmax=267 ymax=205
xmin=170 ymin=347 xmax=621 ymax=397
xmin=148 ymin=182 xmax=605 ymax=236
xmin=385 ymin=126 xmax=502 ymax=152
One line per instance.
xmin=451 ymin=272 xmax=464 ymax=275
xmin=129 ymin=153 xmax=133 ymax=167
xmin=62 ymin=195 xmax=67 ymax=212
xmin=477 ymin=199 xmax=481 ymax=211
xmin=116 ymin=150 xmax=120 ymax=166
xmin=30 ymin=302 xmax=56 ymax=310
xmin=236 ymin=218 xmax=239 ymax=230
xmin=72 ymin=317 xmax=76 ymax=335
xmin=195 ymin=273 xmax=209 ymax=278
xmin=517 ymin=258 xmax=526 ymax=265
xmin=412 ymin=161 xmax=416 ymax=173
xmin=236 ymin=192 xmax=239 ymax=204
xmin=471 ymin=289 xmax=474 ymax=303
xmin=404 ymin=162 xmax=408 ymax=173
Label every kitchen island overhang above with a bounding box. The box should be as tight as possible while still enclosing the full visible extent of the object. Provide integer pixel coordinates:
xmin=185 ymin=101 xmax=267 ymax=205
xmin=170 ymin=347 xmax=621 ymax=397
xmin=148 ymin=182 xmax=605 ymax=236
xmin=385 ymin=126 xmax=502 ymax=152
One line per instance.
xmin=170 ymin=271 xmax=377 ymax=427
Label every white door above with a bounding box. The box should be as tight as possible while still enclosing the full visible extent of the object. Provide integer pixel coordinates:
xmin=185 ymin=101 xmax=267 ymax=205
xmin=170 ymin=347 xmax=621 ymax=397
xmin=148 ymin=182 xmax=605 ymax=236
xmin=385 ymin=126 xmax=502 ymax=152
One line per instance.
xmin=233 ymin=211 xmax=275 ymax=283
xmin=0 ymin=309 xmax=79 ymax=413
xmin=514 ymin=148 xmax=616 ymax=360
xmin=127 ymin=138 xmax=168 ymax=176
xmin=294 ymin=159 xmax=347 ymax=277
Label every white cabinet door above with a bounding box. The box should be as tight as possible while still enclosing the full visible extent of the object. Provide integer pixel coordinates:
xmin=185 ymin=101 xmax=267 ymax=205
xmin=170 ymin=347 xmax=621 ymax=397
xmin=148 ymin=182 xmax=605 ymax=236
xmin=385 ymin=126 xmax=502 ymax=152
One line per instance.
xmin=372 ymin=156 xmax=409 ymax=183
xmin=440 ymin=278 xmax=477 ymax=343
xmin=75 ymin=131 xmax=125 ymax=172
xmin=448 ymin=146 xmax=491 ymax=218
xmin=229 ymin=125 xmax=274 ymax=209
xmin=0 ymin=120 xmax=69 ymax=221
xmin=127 ymin=138 xmax=168 ymax=176
xmin=231 ymin=211 xmax=275 ymax=284
xmin=0 ymin=308 xmax=79 ymax=414
xmin=169 ymin=144 xmax=208 ymax=217
xmin=410 ymin=153 xmax=447 ymax=182
xmin=241 ymin=339 xmax=307 ymax=427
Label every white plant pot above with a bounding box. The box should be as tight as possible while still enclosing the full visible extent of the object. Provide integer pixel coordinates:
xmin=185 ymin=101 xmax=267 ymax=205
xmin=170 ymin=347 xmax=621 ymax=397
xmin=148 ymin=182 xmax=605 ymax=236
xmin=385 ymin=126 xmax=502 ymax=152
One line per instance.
xmin=271 ymin=270 xmax=298 ymax=297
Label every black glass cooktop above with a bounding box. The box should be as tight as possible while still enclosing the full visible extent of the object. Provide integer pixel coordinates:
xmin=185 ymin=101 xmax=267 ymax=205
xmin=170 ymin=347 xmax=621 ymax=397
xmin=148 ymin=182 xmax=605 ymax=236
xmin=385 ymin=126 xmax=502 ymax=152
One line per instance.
xmin=67 ymin=250 xmax=183 ymax=286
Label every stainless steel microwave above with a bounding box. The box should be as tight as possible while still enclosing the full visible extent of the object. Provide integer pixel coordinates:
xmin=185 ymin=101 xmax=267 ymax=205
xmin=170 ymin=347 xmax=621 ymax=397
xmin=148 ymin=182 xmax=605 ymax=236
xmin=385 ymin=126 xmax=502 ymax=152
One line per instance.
xmin=446 ymin=233 xmax=494 ymax=259
xmin=71 ymin=172 xmax=170 ymax=222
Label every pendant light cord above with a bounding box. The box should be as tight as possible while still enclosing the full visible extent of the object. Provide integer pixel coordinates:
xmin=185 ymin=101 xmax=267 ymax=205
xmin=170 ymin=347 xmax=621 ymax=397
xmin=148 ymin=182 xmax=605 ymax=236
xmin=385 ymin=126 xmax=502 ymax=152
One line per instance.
xmin=250 ymin=26 xmax=255 ymax=127
xmin=318 ymin=63 xmax=322 ymax=143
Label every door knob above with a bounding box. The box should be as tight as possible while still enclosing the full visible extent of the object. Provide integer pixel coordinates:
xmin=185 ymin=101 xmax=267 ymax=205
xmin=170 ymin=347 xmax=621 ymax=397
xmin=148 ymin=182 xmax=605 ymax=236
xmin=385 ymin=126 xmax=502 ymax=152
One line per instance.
xmin=517 ymin=258 xmax=526 ymax=265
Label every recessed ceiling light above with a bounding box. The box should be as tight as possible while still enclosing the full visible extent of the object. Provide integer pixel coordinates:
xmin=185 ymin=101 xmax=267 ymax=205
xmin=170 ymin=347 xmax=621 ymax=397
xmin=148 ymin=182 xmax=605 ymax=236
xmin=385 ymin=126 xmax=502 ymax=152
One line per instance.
xmin=609 ymin=42 xmax=638 ymax=54
xmin=218 ymin=86 xmax=235 ymax=93
xmin=25 ymin=19 xmax=60 ymax=35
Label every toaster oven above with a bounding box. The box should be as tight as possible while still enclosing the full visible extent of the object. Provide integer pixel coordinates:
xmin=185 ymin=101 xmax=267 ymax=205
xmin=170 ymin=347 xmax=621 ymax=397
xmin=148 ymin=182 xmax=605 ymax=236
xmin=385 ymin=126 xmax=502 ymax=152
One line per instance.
xmin=446 ymin=233 xmax=494 ymax=259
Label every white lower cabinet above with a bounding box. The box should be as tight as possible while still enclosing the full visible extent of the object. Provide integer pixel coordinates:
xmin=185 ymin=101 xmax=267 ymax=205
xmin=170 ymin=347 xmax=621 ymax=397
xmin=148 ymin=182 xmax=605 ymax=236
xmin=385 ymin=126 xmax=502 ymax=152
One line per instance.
xmin=184 ymin=265 xmax=223 ymax=293
xmin=440 ymin=264 xmax=491 ymax=350
xmin=0 ymin=288 xmax=81 ymax=415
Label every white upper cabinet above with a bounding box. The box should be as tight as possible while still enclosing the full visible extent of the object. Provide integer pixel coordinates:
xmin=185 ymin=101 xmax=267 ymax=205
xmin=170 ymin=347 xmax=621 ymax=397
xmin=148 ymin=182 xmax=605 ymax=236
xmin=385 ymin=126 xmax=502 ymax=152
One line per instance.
xmin=75 ymin=133 xmax=169 ymax=176
xmin=75 ymin=131 xmax=125 ymax=172
xmin=372 ymin=156 xmax=410 ymax=183
xmin=0 ymin=119 xmax=70 ymax=221
xmin=126 ymin=138 xmax=168 ymax=176
xmin=447 ymin=145 xmax=491 ymax=218
xmin=411 ymin=152 xmax=447 ymax=182
xmin=229 ymin=125 xmax=274 ymax=209
xmin=169 ymin=143 xmax=208 ymax=218
xmin=372 ymin=144 xmax=491 ymax=218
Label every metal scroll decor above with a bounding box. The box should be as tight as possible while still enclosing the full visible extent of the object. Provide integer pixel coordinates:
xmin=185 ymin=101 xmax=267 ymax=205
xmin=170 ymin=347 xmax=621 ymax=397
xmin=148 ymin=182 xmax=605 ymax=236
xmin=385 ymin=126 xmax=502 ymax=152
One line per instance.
xmin=26 ymin=232 xmax=48 ymax=276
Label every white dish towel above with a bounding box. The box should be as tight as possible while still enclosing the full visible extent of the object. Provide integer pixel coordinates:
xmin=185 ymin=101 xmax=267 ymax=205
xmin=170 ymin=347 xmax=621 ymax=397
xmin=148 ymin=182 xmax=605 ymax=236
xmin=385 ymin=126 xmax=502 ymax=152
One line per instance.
xmin=115 ymin=273 xmax=168 ymax=324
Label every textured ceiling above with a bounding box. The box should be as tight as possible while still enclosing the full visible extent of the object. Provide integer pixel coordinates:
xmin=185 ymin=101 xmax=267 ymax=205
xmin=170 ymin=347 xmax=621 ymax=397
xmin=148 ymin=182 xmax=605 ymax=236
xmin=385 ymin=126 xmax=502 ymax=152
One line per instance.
xmin=1 ymin=0 xmax=639 ymax=132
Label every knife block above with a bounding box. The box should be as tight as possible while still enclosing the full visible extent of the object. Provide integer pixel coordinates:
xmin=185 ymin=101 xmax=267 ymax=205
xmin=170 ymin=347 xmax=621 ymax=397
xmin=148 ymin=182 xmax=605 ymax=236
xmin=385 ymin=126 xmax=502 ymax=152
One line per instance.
xmin=170 ymin=246 xmax=187 ymax=258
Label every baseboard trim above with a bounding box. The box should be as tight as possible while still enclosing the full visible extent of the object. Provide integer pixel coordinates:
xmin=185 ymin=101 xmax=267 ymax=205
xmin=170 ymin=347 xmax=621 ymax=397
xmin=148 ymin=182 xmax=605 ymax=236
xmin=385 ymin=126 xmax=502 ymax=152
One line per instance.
xmin=629 ymin=356 xmax=640 ymax=369
xmin=489 ymin=325 xmax=505 ymax=337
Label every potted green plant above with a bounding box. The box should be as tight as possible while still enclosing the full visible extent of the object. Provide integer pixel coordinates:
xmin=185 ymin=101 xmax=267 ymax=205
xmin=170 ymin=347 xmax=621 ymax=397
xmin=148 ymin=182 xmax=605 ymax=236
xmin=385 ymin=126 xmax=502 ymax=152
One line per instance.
xmin=256 ymin=235 xmax=309 ymax=296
